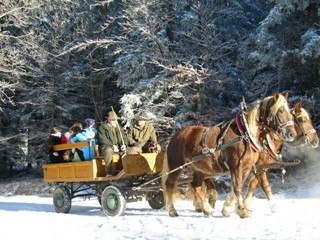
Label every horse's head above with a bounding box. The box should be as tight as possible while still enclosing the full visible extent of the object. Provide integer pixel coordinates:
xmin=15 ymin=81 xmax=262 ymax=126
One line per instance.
xmin=260 ymin=92 xmax=297 ymax=142
xmin=291 ymin=102 xmax=319 ymax=148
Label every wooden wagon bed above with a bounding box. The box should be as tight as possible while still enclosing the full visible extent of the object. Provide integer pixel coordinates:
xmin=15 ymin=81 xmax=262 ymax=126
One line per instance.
xmin=43 ymin=141 xmax=165 ymax=183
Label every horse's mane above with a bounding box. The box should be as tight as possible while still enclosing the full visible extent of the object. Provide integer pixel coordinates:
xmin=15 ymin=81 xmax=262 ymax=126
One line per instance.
xmin=246 ymin=102 xmax=260 ymax=138
xmin=269 ymin=94 xmax=290 ymax=116
xmin=296 ymin=108 xmax=310 ymax=121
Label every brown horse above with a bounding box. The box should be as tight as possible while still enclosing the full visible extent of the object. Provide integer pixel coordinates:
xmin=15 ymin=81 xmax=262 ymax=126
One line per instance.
xmin=162 ymin=93 xmax=297 ymax=218
xmin=200 ymin=102 xmax=319 ymax=216
xmin=242 ymin=102 xmax=319 ymax=211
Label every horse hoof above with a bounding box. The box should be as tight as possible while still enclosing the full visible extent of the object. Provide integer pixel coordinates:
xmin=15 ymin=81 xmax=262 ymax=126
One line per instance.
xmin=204 ymin=211 xmax=213 ymax=218
xmin=237 ymin=208 xmax=250 ymax=218
xmin=221 ymin=209 xmax=231 ymax=218
xmin=169 ymin=211 xmax=178 ymax=217
xmin=195 ymin=207 xmax=203 ymax=213
xmin=209 ymin=200 xmax=216 ymax=209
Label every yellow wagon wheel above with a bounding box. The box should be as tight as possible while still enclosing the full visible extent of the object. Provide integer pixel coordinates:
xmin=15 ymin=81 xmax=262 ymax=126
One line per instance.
xmin=101 ymin=185 xmax=126 ymax=217
xmin=53 ymin=186 xmax=72 ymax=213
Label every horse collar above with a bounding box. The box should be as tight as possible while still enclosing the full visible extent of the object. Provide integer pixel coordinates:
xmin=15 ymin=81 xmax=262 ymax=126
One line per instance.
xmin=264 ymin=133 xmax=282 ymax=161
xmin=235 ymin=113 xmax=263 ymax=152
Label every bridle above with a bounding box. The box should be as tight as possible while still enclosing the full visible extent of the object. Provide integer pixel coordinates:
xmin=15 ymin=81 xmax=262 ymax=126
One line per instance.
xmin=260 ymin=99 xmax=295 ymax=137
xmin=272 ymin=109 xmax=295 ymax=134
xmin=291 ymin=109 xmax=316 ymax=145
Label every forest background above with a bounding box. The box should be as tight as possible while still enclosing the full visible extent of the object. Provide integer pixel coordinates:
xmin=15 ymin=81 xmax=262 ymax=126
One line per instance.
xmin=1 ymin=0 xmax=320 ymax=178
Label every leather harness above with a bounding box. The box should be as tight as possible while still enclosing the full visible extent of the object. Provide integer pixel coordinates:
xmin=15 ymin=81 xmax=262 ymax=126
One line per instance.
xmin=194 ymin=102 xmax=284 ymax=172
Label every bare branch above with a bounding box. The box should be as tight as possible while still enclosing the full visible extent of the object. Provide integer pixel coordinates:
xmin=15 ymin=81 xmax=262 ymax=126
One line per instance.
xmin=55 ymin=39 xmax=119 ymax=58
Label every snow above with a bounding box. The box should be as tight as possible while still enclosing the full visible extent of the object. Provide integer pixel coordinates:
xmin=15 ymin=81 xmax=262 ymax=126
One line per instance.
xmin=1 ymin=182 xmax=320 ymax=240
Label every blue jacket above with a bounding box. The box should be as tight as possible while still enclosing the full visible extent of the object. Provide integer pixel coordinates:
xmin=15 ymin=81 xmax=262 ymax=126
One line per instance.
xmin=70 ymin=128 xmax=97 ymax=160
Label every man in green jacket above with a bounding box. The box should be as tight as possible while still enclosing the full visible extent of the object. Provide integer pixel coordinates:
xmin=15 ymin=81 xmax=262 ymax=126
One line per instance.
xmin=98 ymin=111 xmax=128 ymax=175
xmin=127 ymin=113 xmax=160 ymax=154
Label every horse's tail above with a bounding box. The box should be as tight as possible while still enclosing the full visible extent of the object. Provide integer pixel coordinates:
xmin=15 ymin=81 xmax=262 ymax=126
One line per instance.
xmin=161 ymin=150 xmax=180 ymax=206
xmin=161 ymin=151 xmax=169 ymax=206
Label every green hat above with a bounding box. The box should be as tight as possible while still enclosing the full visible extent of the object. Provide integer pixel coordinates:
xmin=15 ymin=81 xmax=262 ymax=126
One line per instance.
xmin=136 ymin=112 xmax=149 ymax=121
xmin=107 ymin=111 xmax=118 ymax=120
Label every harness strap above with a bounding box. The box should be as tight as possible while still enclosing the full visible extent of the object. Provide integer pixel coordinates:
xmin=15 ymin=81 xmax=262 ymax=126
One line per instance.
xmin=195 ymin=119 xmax=238 ymax=161
xmin=218 ymin=121 xmax=233 ymax=170
xmin=219 ymin=121 xmax=233 ymax=147
xmin=192 ymin=135 xmax=243 ymax=162
xmin=305 ymin=128 xmax=316 ymax=135
xmin=248 ymin=141 xmax=257 ymax=173
xmin=221 ymin=150 xmax=229 ymax=171
xmin=201 ymin=128 xmax=210 ymax=153
xmin=200 ymin=127 xmax=225 ymax=172
xmin=201 ymin=121 xmax=226 ymax=153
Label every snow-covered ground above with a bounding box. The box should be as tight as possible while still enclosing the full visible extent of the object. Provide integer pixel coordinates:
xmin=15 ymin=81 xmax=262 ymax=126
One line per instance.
xmin=1 ymin=180 xmax=320 ymax=240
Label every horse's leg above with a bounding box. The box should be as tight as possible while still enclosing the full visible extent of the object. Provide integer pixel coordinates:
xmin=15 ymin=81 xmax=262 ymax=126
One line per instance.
xmin=243 ymin=173 xmax=259 ymax=211
xmin=191 ymin=184 xmax=202 ymax=213
xmin=191 ymin=173 xmax=213 ymax=217
xmin=204 ymin=178 xmax=218 ymax=209
xmin=221 ymin=169 xmax=250 ymax=218
xmin=231 ymin=166 xmax=251 ymax=218
xmin=193 ymin=178 xmax=217 ymax=212
xmin=256 ymin=170 xmax=277 ymax=213
xmin=221 ymin=191 xmax=237 ymax=217
xmin=235 ymin=168 xmax=252 ymax=218
xmin=257 ymin=171 xmax=272 ymax=200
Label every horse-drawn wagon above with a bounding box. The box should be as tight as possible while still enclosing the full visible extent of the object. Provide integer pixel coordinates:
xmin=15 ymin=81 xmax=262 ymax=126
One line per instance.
xmin=43 ymin=141 xmax=165 ymax=217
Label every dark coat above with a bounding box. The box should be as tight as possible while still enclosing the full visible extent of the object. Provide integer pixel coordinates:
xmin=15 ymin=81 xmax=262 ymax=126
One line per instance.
xmin=98 ymin=123 xmax=128 ymax=148
xmin=45 ymin=135 xmax=64 ymax=163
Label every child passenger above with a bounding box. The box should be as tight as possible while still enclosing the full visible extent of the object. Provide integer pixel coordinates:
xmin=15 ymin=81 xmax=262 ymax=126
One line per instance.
xmin=44 ymin=126 xmax=64 ymax=163
xmin=70 ymin=118 xmax=97 ymax=161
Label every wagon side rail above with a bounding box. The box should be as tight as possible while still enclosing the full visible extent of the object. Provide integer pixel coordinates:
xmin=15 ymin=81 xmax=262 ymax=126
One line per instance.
xmin=52 ymin=141 xmax=92 ymax=152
